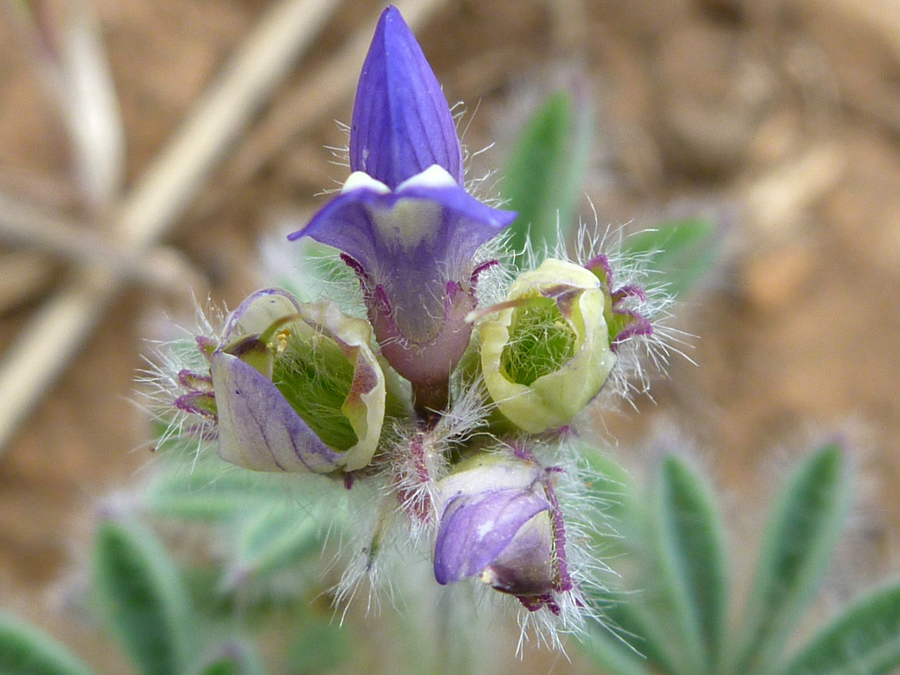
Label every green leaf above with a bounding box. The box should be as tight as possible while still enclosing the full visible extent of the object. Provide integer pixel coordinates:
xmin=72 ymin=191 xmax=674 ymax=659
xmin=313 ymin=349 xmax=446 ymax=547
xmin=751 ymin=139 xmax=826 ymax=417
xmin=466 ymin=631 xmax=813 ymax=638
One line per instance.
xmin=777 ymin=583 xmax=900 ymax=675
xmin=622 ymin=219 xmax=718 ymax=298
xmin=652 ymin=455 xmax=729 ymax=674
xmin=501 ymin=90 xmax=592 ymax=265
xmin=0 ymin=612 xmax=98 ymax=675
xmin=286 ymin=617 xmax=349 ymax=675
xmin=578 ymin=444 xmax=637 ymax=557
xmin=732 ymin=443 xmax=850 ymax=675
xmin=93 ymin=517 xmax=196 ymax=675
xmin=194 ymin=642 xmax=265 ymax=675
xmin=143 ymin=465 xmax=292 ymax=521
xmin=224 ymin=509 xmax=323 ymax=588
xmin=578 ymin=619 xmax=653 ymax=675
xmin=593 ymin=599 xmax=682 ymax=675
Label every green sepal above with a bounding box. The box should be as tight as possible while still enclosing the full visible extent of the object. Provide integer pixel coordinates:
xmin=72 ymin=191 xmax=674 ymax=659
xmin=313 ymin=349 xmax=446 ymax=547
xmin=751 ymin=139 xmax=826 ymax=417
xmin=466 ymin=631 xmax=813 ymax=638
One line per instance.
xmin=622 ymin=219 xmax=717 ymax=298
xmin=93 ymin=517 xmax=196 ymax=675
xmin=0 ymin=611 xmax=98 ymax=675
xmin=501 ymin=90 xmax=592 ymax=266
xmin=653 ymin=455 xmax=729 ymax=674
xmin=732 ymin=442 xmax=850 ymax=675
xmin=776 ymin=582 xmax=900 ymax=675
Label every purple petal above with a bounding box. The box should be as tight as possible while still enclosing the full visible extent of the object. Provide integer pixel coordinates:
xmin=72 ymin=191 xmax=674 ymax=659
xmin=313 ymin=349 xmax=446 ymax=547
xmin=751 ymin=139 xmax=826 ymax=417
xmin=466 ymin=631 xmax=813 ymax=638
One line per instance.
xmin=350 ymin=6 xmax=463 ymax=188
xmin=210 ymin=352 xmax=343 ymax=473
xmin=289 ymin=173 xmax=515 ymax=342
xmin=433 ymin=487 xmax=551 ymax=585
xmin=482 ymin=511 xmax=555 ymax=597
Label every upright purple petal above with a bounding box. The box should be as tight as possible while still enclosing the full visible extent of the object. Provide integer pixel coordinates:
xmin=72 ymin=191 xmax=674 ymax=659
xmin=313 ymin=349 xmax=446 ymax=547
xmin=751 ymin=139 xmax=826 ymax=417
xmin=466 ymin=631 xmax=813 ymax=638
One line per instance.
xmin=290 ymin=170 xmax=515 ymax=343
xmin=350 ymin=6 xmax=463 ymax=188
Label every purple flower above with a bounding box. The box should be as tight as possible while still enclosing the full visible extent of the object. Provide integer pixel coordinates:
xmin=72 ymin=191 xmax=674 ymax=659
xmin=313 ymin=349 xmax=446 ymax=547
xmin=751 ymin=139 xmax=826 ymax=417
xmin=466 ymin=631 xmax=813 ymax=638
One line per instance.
xmin=177 ymin=289 xmax=389 ymax=474
xmin=432 ymin=452 xmax=572 ymax=613
xmin=288 ymin=6 xmax=516 ymax=410
xmin=349 ymin=5 xmax=463 ymax=189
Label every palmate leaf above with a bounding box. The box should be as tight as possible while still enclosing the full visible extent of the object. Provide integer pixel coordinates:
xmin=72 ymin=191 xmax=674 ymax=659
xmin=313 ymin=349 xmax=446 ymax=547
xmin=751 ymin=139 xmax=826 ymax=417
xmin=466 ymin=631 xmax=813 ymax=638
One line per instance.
xmin=652 ymin=455 xmax=729 ymax=675
xmin=776 ymin=583 xmax=900 ymax=675
xmin=93 ymin=517 xmax=197 ymax=675
xmin=731 ymin=442 xmax=850 ymax=675
xmin=622 ymin=219 xmax=718 ymax=298
xmin=0 ymin=612 xmax=98 ymax=675
xmin=578 ymin=450 xmax=691 ymax=675
xmin=501 ymin=90 xmax=592 ymax=266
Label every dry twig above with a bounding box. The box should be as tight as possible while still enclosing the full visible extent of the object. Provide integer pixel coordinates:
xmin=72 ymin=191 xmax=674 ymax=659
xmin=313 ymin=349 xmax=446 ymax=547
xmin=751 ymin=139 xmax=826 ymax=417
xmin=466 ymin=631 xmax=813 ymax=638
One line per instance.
xmin=0 ymin=0 xmax=343 ymax=457
xmin=0 ymin=192 xmax=198 ymax=293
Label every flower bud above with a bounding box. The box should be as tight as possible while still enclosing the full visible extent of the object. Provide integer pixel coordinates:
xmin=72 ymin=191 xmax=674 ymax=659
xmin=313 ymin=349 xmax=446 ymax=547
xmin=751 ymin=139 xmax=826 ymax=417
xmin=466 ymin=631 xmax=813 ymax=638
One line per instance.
xmin=476 ymin=259 xmax=617 ymax=433
xmin=208 ymin=289 xmax=389 ymax=473
xmin=433 ymin=452 xmax=570 ymax=606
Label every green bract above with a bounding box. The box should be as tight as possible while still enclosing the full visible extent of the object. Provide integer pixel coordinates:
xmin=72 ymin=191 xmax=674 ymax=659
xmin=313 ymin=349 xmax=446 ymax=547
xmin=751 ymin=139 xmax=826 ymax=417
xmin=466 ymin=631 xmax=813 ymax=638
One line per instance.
xmin=477 ymin=259 xmax=616 ymax=433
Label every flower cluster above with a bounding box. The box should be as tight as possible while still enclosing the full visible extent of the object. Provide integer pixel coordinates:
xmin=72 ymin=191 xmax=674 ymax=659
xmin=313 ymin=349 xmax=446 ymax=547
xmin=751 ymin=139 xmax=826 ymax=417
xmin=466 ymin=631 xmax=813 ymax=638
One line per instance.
xmin=145 ymin=5 xmax=662 ymax=646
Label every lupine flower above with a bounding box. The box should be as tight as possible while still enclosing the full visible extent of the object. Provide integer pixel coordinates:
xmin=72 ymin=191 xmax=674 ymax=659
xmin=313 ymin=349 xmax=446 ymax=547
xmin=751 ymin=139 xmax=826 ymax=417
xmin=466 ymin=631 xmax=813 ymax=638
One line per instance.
xmin=287 ymin=6 xmax=516 ymax=412
xmin=433 ymin=450 xmax=573 ymax=614
xmin=140 ymin=4 xmax=671 ymax=652
xmin=474 ymin=259 xmax=616 ymax=433
xmin=175 ymin=288 xmax=391 ymax=474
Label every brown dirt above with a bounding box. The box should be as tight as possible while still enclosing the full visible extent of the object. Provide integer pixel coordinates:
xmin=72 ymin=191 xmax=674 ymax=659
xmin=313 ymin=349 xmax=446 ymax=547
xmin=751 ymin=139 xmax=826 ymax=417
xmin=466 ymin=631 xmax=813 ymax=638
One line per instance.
xmin=2 ymin=0 xmax=900 ymax=672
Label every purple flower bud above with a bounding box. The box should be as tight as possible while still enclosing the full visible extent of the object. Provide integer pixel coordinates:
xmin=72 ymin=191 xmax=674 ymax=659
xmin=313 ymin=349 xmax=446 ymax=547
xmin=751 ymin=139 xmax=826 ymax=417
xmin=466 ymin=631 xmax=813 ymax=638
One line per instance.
xmin=433 ymin=452 xmax=571 ymax=612
xmin=289 ymin=9 xmax=516 ymax=406
xmin=350 ymin=6 xmax=463 ymax=189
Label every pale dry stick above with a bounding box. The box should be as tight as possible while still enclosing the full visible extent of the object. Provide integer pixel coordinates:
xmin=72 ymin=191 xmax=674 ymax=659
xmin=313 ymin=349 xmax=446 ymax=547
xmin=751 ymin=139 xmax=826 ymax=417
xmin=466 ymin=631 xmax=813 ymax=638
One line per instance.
xmin=198 ymin=0 xmax=450 ymax=220
xmin=0 ymin=192 xmax=198 ymax=293
xmin=2 ymin=0 xmax=125 ymax=209
xmin=0 ymin=0 xmax=342 ymax=458
xmin=0 ymin=251 xmax=56 ymax=313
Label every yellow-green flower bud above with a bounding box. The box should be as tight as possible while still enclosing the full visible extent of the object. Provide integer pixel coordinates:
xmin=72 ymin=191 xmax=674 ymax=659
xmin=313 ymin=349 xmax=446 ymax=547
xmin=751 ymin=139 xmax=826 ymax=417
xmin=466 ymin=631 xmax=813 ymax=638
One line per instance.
xmin=477 ymin=259 xmax=616 ymax=433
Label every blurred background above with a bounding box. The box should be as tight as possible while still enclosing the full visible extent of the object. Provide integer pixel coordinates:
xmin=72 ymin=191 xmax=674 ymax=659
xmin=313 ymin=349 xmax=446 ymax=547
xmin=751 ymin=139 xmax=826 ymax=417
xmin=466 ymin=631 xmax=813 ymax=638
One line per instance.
xmin=1 ymin=0 xmax=900 ymax=672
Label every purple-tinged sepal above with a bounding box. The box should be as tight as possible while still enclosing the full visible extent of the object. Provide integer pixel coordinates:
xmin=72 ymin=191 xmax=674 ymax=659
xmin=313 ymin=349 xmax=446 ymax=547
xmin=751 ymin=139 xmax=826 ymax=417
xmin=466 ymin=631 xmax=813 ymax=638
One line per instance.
xmin=211 ymin=350 xmax=345 ymax=473
xmin=584 ymin=254 xmax=653 ymax=350
xmin=171 ymin=289 xmax=393 ymax=474
xmin=433 ymin=452 xmax=572 ymax=612
xmin=350 ymin=6 xmax=463 ymax=188
xmin=290 ymin=166 xmax=516 ymax=405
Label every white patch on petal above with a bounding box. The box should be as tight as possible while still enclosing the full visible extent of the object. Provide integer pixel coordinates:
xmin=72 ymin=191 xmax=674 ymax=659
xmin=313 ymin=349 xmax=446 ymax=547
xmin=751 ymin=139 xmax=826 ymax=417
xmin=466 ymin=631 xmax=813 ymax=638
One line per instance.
xmin=342 ymin=171 xmax=390 ymax=195
xmin=396 ymin=164 xmax=457 ymax=190
xmin=476 ymin=520 xmax=494 ymax=539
